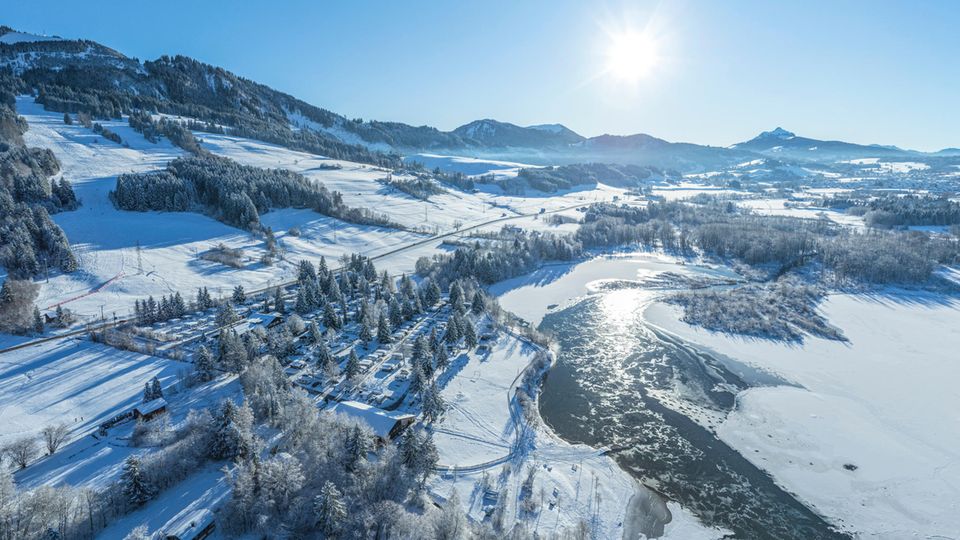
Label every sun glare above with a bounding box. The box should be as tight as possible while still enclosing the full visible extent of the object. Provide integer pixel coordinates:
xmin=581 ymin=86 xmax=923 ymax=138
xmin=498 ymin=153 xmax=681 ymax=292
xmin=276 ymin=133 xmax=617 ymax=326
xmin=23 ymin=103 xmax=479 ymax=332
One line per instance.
xmin=605 ymin=30 xmax=659 ymax=83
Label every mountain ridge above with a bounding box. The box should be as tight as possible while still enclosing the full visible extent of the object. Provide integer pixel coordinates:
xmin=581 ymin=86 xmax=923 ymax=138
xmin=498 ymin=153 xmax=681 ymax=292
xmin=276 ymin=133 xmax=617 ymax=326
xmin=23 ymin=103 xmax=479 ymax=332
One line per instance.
xmin=1 ymin=26 xmax=953 ymax=171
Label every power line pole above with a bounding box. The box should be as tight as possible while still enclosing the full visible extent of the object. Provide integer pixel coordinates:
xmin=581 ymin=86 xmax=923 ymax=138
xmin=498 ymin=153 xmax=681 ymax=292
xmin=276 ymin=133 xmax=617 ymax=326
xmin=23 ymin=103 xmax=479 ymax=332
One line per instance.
xmin=136 ymin=240 xmax=143 ymax=274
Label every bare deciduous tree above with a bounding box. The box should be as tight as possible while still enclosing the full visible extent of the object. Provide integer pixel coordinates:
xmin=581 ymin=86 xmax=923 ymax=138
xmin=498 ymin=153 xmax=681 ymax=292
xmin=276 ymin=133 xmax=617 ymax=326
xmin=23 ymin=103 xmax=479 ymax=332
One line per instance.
xmin=4 ymin=436 xmax=38 ymax=469
xmin=41 ymin=423 xmax=70 ymax=455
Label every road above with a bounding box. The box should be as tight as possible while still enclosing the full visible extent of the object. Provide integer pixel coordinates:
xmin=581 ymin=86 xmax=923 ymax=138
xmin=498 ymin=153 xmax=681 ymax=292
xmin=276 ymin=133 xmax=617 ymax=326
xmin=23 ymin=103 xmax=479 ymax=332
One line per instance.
xmin=0 ymin=202 xmax=593 ymax=356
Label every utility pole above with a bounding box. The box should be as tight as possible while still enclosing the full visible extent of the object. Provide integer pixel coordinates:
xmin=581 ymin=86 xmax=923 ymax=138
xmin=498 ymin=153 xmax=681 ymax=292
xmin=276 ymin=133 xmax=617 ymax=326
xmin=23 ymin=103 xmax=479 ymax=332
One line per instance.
xmin=136 ymin=240 xmax=143 ymax=274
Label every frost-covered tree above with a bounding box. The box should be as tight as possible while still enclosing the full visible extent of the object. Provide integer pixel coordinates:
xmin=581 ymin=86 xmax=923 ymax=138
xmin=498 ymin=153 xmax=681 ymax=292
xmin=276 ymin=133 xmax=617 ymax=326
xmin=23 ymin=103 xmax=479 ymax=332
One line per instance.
xmin=449 ymin=282 xmax=465 ymax=313
xmin=210 ymin=399 xmax=255 ymax=461
xmin=295 ymin=288 xmax=311 ymax=314
xmin=409 ymin=364 xmax=426 ymax=396
xmin=463 ymin=319 xmax=477 ymax=349
xmin=315 ymin=341 xmax=333 ymax=374
xmin=377 ymin=312 xmax=392 ymax=343
xmin=232 ymin=284 xmax=246 ymax=304
xmin=344 ymin=425 xmax=368 ymax=472
xmin=314 ymin=481 xmax=346 ymax=537
xmin=411 ymin=335 xmax=428 ymax=367
xmin=150 ymin=376 xmax=163 ymax=400
xmin=423 ymin=280 xmax=442 ymax=307
xmin=471 ymin=291 xmax=485 ymax=315
xmin=345 ymin=349 xmax=360 ymax=381
xmin=121 ymin=456 xmax=154 ymax=507
xmin=219 ymin=330 xmax=248 ymax=373
xmin=32 ymin=306 xmax=43 ymax=334
xmin=308 ymin=320 xmax=322 ymax=344
xmin=421 ymin=382 xmax=445 ymax=423
xmin=195 ymin=345 xmax=215 ymax=381
xmin=433 ymin=489 xmax=466 ymax=540
xmin=273 ymin=287 xmax=285 ymax=314
xmin=359 ymin=319 xmax=373 ymax=344
xmin=435 ymin=345 xmax=450 ymax=372
xmin=3 ymin=435 xmax=38 ymax=468
xmin=323 ymin=301 xmax=341 ymax=330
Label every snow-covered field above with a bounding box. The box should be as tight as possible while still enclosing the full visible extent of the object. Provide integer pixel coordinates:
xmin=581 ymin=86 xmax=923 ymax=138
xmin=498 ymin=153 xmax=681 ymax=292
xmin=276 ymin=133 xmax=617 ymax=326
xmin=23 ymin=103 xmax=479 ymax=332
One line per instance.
xmin=16 ymin=98 xmax=431 ymax=322
xmin=405 ymin=153 xmax=534 ymax=179
xmin=13 ymin=95 xmax=629 ymax=326
xmin=738 ymin=198 xmax=865 ymax=228
xmin=0 ymin=340 xmax=179 ymax=448
xmin=645 ymin=294 xmax=960 ymax=538
xmin=201 ymin=133 xmax=623 ymax=232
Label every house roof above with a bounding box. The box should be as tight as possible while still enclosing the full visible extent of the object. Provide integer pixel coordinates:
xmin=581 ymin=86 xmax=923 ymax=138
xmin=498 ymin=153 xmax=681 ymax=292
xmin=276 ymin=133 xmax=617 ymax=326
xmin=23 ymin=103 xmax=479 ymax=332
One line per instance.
xmin=248 ymin=312 xmax=282 ymax=327
xmin=135 ymin=397 xmax=167 ymax=415
xmin=330 ymin=400 xmax=415 ymax=438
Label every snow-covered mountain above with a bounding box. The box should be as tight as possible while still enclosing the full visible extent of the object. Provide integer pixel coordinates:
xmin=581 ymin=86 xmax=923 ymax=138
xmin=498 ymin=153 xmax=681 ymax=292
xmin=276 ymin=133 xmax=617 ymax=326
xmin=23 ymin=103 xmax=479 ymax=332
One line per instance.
xmin=2 ymin=26 xmax=957 ymax=174
xmin=452 ymin=119 xmax=585 ymax=148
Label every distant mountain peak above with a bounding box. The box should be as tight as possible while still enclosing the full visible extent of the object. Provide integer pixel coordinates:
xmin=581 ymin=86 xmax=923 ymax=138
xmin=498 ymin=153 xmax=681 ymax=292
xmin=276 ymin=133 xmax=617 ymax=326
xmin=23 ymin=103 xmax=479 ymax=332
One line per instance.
xmin=527 ymin=123 xmax=567 ymax=133
xmin=452 ymin=119 xmax=583 ymax=148
xmin=758 ymin=127 xmax=796 ymax=140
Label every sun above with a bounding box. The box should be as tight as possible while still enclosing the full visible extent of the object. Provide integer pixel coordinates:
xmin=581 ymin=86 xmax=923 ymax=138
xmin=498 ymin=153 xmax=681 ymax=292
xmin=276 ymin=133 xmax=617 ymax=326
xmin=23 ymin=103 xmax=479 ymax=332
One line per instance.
xmin=605 ymin=30 xmax=659 ymax=83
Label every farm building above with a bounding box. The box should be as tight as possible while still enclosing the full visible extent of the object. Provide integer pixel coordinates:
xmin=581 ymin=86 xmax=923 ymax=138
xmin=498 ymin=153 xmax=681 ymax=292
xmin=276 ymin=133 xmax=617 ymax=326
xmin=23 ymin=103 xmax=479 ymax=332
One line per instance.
xmin=133 ymin=397 xmax=167 ymax=421
xmin=329 ymin=400 xmax=415 ymax=443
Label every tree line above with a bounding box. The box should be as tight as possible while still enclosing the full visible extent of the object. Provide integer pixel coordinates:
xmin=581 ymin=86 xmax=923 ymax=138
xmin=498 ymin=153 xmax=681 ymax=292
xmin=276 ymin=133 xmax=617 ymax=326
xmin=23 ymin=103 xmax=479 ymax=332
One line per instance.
xmin=110 ymin=154 xmax=398 ymax=231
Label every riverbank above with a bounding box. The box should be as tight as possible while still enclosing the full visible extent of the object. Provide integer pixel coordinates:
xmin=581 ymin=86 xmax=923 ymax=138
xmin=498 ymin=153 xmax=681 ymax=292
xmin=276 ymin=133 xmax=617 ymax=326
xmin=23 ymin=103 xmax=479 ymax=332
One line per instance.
xmin=485 ymin=252 xmax=740 ymax=537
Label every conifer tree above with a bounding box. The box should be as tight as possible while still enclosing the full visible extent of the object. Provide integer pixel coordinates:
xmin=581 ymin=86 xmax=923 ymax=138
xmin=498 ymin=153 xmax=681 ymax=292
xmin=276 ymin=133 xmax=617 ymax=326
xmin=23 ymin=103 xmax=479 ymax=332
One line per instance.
xmin=195 ymin=345 xmax=215 ymax=381
xmin=314 ymin=481 xmax=346 ymax=537
xmin=232 ymin=285 xmax=246 ymax=304
xmin=471 ymin=291 xmax=485 ymax=315
xmin=121 ymin=456 xmax=155 ymax=507
xmin=308 ymin=321 xmax=322 ymax=344
xmin=273 ymin=287 xmax=285 ymax=314
xmin=32 ymin=306 xmax=43 ymax=334
xmin=359 ymin=320 xmax=373 ymax=344
xmin=377 ymin=312 xmax=392 ymax=343
xmin=345 ymin=349 xmax=360 ymax=381
xmin=463 ymin=319 xmax=478 ymax=349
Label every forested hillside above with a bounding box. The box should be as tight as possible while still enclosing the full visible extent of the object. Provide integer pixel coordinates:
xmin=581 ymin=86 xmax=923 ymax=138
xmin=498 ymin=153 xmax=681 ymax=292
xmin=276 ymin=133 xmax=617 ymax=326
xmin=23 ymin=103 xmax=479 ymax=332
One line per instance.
xmin=111 ymin=154 xmax=398 ymax=230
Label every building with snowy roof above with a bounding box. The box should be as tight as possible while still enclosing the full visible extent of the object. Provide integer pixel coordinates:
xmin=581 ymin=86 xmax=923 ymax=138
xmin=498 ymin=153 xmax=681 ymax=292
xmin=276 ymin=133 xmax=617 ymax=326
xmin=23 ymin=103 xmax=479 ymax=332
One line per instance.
xmin=329 ymin=400 xmax=415 ymax=443
xmin=133 ymin=397 xmax=167 ymax=421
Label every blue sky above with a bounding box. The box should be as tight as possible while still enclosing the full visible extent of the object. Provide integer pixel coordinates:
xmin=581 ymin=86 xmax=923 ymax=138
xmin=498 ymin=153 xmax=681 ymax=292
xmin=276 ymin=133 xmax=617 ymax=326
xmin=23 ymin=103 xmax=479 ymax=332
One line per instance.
xmin=6 ymin=0 xmax=959 ymax=150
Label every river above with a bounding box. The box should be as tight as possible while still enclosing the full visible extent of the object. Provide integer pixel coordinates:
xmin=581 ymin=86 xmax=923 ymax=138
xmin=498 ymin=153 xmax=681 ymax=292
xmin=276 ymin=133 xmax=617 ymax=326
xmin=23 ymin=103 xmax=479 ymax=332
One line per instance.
xmin=493 ymin=253 xmax=849 ymax=539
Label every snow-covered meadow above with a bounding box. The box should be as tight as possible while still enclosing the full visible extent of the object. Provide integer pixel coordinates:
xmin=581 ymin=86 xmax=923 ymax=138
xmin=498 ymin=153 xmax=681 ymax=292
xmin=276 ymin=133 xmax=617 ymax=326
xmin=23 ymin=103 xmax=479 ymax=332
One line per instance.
xmin=0 ymin=340 xmax=179 ymax=448
xmin=15 ymin=98 xmax=432 ymax=323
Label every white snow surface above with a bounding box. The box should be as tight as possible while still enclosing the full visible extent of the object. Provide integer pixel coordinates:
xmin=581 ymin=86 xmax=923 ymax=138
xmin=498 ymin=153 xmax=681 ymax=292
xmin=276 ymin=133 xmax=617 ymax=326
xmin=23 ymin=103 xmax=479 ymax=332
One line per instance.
xmin=15 ymin=97 xmax=429 ymax=323
xmin=0 ymin=340 xmax=178 ymax=448
xmin=645 ymin=293 xmax=960 ymax=538
xmin=429 ymin=330 xmax=725 ymax=539
xmin=0 ymin=31 xmax=63 ymax=44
